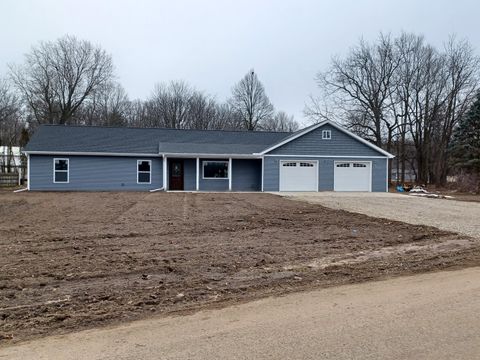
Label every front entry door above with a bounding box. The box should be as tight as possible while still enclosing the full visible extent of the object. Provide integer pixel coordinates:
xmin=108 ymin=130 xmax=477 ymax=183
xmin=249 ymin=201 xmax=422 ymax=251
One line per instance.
xmin=169 ymin=160 xmax=184 ymax=190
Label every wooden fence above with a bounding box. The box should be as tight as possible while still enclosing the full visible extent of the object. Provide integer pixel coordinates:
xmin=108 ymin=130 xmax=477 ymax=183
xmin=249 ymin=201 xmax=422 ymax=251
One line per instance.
xmin=0 ymin=173 xmax=20 ymax=187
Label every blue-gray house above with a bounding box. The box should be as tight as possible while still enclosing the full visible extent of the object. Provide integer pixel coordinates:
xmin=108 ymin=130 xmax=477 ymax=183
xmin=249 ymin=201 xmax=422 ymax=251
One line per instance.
xmin=23 ymin=120 xmax=394 ymax=192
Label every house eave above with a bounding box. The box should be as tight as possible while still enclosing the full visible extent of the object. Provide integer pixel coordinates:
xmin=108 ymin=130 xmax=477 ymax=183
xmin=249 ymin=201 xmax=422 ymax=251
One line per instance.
xmin=23 ymin=151 xmax=161 ymax=157
xmin=23 ymin=150 xmax=264 ymax=159
xmin=161 ymin=152 xmax=262 ymax=159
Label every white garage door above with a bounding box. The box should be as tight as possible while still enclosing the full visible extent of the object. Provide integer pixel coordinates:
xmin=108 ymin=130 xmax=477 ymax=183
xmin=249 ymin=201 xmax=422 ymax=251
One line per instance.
xmin=334 ymin=161 xmax=371 ymax=192
xmin=279 ymin=161 xmax=318 ymax=191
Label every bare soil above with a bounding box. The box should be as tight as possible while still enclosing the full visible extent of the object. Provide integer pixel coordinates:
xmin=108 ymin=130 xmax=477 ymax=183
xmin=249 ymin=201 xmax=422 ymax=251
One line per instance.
xmin=1 ymin=192 xmax=479 ymax=344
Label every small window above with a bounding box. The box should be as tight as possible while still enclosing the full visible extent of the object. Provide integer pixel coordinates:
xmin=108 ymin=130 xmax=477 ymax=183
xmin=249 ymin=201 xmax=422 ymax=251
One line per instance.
xmin=203 ymin=161 xmax=228 ymax=179
xmin=282 ymin=162 xmax=297 ymax=167
xmin=137 ymin=160 xmax=151 ymax=184
xmin=353 ymin=163 xmax=367 ymax=168
xmin=53 ymin=158 xmax=69 ymax=183
xmin=336 ymin=163 xmax=350 ymax=168
xmin=322 ymin=130 xmax=331 ymax=140
xmin=300 ymin=162 xmax=314 ymax=167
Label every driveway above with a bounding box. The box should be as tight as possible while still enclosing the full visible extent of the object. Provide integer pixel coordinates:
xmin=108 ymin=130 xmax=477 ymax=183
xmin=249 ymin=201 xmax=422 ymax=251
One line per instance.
xmin=279 ymin=192 xmax=480 ymax=238
xmin=2 ymin=267 xmax=480 ymax=360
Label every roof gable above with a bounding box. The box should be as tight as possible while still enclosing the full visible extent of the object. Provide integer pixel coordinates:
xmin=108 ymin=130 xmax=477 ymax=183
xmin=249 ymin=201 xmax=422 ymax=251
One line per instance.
xmin=259 ymin=120 xmax=394 ymax=158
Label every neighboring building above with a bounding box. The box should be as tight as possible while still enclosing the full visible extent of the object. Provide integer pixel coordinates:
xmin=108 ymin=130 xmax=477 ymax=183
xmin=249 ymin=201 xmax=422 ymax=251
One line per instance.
xmin=23 ymin=120 xmax=394 ymax=192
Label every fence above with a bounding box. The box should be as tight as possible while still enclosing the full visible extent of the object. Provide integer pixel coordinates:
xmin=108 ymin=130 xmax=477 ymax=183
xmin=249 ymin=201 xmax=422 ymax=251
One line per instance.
xmin=0 ymin=172 xmax=21 ymax=187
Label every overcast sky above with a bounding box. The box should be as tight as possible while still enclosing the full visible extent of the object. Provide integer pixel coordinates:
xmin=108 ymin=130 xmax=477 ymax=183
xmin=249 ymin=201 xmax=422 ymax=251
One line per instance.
xmin=1 ymin=0 xmax=479 ymax=125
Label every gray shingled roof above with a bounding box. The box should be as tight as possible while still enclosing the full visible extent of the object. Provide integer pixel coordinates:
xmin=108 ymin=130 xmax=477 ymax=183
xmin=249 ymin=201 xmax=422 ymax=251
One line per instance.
xmin=24 ymin=125 xmax=291 ymax=155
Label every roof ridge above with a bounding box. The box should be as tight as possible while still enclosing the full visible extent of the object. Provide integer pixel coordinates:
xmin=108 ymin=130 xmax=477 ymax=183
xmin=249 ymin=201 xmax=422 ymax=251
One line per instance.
xmin=39 ymin=124 xmax=291 ymax=135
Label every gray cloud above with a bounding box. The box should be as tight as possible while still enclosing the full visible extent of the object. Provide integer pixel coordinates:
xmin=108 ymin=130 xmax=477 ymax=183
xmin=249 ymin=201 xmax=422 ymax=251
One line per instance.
xmin=1 ymin=0 xmax=478 ymax=125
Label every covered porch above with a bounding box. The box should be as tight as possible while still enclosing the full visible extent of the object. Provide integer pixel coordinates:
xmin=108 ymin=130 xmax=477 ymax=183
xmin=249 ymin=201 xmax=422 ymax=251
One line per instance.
xmin=162 ymin=155 xmax=262 ymax=192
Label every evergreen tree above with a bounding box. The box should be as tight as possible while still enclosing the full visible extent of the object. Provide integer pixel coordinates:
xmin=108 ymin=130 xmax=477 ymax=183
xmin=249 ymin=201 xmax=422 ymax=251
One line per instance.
xmin=450 ymin=92 xmax=480 ymax=177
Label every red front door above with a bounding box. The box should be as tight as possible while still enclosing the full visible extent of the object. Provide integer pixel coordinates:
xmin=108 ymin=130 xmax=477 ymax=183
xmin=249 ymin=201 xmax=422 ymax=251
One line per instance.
xmin=169 ymin=160 xmax=184 ymax=190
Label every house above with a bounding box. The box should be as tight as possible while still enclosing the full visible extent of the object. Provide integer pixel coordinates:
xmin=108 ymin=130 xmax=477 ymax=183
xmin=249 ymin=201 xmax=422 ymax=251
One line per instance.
xmin=23 ymin=120 xmax=394 ymax=192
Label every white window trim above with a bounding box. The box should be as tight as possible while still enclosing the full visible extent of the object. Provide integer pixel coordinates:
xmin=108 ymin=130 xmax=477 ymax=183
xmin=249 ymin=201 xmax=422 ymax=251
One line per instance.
xmin=202 ymin=160 xmax=229 ymax=180
xmin=137 ymin=159 xmax=152 ymax=184
xmin=322 ymin=130 xmax=331 ymax=140
xmin=53 ymin=158 xmax=69 ymax=184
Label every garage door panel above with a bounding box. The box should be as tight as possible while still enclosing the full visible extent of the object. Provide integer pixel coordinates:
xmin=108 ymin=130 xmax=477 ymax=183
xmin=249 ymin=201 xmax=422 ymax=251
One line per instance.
xmin=279 ymin=161 xmax=318 ymax=192
xmin=334 ymin=161 xmax=371 ymax=192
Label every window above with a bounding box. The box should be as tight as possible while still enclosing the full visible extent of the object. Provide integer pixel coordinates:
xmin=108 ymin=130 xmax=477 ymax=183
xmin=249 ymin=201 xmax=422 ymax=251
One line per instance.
xmin=137 ymin=160 xmax=151 ymax=184
xmin=53 ymin=158 xmax=69 ymax=183
xmin=300 ymin=162 xmax=314 ymax=167
xmin=336 ymin=163 xmax=350 ymax=168
xmin=322 ymin=130 xmax=331 ymax=140
xmin=203 ymin=161 xmax=228 ymax=179
xmin=353 ymin=163 xmax=367 ymax=168
xmin=282 ymin=162 xmax=297 ymax=167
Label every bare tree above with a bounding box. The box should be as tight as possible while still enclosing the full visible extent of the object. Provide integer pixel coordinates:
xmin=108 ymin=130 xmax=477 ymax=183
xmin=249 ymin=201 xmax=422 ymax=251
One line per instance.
xmin=144 ymin=81 xmax=251 ymax=130
xmin=124 ymin=99 xmax=149 ymax=127
xmin=261 ymin=111 xmax=299 ymax=132
xmin=393 ymin=34 xmax=479 ymax=184
xmin=184 ymin=91 xmax=217 ymax=129
xmin=10 ymin=35 xmax=114 ymax=125
xmin=146 ymin=80 xmax=193 ymax=128
xmin=229 ymin=69 xmax=274 ymax=130
xmin=312 ymin=34 xmax=400 ymax=150
xmin=309 ymin=32 xmax=480 ymax=185
xmin=210 ymin=103 xmax=244 ymax=130
xmin=431 ymin=37 xmax=480 ymax=184
xmin=0 ymin=78 xmax=25 ymax=173
xmin=392 ymin=34 xmax=446 ymax=183
xmin=79 ymin=82 xmax=130 ymax=126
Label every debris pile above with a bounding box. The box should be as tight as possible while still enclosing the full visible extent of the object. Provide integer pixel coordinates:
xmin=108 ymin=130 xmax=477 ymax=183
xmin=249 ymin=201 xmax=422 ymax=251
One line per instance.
xmin=408 ymin=186 xmax=454 ymax=199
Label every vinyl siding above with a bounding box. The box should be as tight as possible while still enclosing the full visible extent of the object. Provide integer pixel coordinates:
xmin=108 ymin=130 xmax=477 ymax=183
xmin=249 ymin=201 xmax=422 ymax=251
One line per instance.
xmin=232 ymin=159 xmax=261 ymax=191
xmin=183 ymin=158 xmax=196 ymax=191
xmin=30 ymin=155 xmax=162 ymax=191
xmin=268 ymin=124 xmax=383 ymax=157
xmin=263 ymin=156 xmax=387 ymax=192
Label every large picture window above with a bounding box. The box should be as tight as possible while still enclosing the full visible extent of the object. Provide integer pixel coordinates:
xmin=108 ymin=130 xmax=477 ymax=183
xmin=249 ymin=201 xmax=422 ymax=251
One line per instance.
xmin=53 ymin=158 xmax=69 ymax=183
xmin=137 ymin=160 xmax=151 ymax=184
xmin=203 ymin=161 xmax=228 ymax=179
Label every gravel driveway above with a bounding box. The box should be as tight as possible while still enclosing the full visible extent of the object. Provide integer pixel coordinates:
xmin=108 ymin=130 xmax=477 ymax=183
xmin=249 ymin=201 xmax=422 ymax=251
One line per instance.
xmin=279 ymin=192 xmax=480 ymax=238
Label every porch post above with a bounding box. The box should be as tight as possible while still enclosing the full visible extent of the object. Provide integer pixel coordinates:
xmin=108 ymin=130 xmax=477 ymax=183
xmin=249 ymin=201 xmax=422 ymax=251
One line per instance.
xmin=196 ymin=157 xmax=200 ymax=191
xmin=261 ymin=156 xmax=264 ymax=192
xmin=163 ymin=155 xmax=167 ymax=191
xmin=27 ymin=153 xmax=30 ymax=191
xmin=228 ymin=157 xmax=232 ymax=191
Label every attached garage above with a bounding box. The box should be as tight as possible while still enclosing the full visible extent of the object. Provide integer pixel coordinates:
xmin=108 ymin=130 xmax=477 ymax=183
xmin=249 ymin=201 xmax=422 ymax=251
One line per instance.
xmin=334 ymin=161 xmax=372 ymax=192
xmin=279 ymin=160 xmax=318 ymax=191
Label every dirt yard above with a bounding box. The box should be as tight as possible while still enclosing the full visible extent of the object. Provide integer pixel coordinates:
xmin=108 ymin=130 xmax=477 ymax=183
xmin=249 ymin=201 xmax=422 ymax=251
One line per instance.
xmin=1 ymin=192 xmax=480 ymax=343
